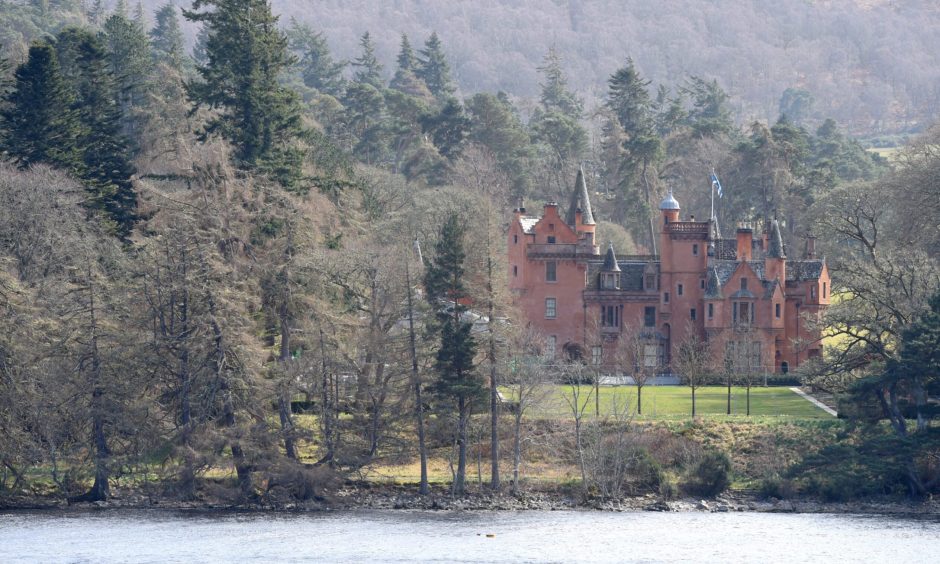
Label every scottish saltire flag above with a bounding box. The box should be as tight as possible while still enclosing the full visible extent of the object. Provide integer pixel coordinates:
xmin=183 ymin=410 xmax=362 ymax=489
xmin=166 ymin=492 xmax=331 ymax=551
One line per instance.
xmin=710 ymin=172 xmax=723 ymax=198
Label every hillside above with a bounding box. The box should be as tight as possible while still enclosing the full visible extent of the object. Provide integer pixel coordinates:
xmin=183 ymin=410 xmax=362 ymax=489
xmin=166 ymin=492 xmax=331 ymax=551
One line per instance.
xmin=255 ymin=0 xmax=940 ymax=135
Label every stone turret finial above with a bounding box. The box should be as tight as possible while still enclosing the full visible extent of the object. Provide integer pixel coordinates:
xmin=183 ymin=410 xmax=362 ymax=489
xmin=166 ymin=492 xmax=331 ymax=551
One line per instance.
xmin=566 ymin=166 xmax=595 ymax=226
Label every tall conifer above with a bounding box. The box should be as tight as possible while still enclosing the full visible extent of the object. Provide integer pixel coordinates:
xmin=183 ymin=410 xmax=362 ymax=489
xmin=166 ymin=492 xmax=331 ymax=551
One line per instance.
xmin=351 ymin=31 xmax=384 ymax=89
xmin=0 ymin=42 xmax=81 ymax=169
xmin=150 ymin=3 xmax=186 ymax=71
xmin=416 ymin=32 xmax=455 ymax=101
xmin=185 ymin=0 xmax=304 ymax=186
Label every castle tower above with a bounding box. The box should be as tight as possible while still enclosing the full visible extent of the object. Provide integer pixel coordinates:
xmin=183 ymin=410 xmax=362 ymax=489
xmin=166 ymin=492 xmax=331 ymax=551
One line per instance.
xmin=765 ymin=218 xmax=787 ymax=283
xmin=566 ymin=166 xmax=596 ymax=246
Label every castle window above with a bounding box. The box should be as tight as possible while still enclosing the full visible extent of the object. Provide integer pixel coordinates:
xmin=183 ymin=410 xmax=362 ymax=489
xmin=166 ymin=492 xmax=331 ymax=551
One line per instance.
xmin=811 ymin=286 xmax=817 ymax=300
xmin=514 ymin=234 xmax=518 ymax=244
xmin=547 ymin=236 xmax=556 ymax=244
xmin=645 ymin=274 xmax=656 ymax=291
xmin=664 ymin=292 xmax=670 ymax=304
xmin=733 ymin=302 xmax=751 ymax=325
xmin=677 ymin=283 xmax=684 ymax=296
xmin=603 ymin=272 xmax=619 ymax=289
xmin=693 ymin=244 xmax=699 ymax=256
xmin=601 ymin=305 xmax=619 ymax=327
xmin=644 ymin=306 xmax=656 ymax=327
xmin=547 ymin=336 xmax=556 ymax=357
xmin=823 ymin=282 xmax=827 ymax=298
xmin=546 ymin=261 xmax=557 ymax=282
xmin=545 ymin=298 xmax=556 ymax=319
xmin=775 ymin=303 xmax=781 ymax=318
xmin=513 ymin=265 xmax=518 ymax=277
xmin=708 ymin=303 xmax=714 ymax=319
xmin=751 ymin=342 xmax=762 ymax=370
xmin=644 ymin=344 xmax=661 ymax=368
xmin=548 ymin=223 xmax=555 ymax=231
xmin=701 ymin=279 xmax=706 ymax=290
xmin=690 ymin=308 xmax=697 ymax=321
xmin=741 ymin=278 xmax=748 ymax=291
xmin=591 ymin=346 xmax=602 ymax=366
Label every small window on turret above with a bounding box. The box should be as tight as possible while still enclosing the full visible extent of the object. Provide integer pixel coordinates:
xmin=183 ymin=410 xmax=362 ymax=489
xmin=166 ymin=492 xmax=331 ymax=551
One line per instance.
xmin=823 ymin=282 xmax=827 ymax=298
xmin=513 ymin=265 xmax=518 ymax=277
xmin=775 ymin=303 xmax=781 ymax=318
xmin=514 ymin=234 xmax=518 ymax=244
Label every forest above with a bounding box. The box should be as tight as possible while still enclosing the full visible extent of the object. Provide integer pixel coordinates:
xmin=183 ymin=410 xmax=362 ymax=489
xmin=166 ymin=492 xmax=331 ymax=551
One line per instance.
xmin=0 ymin=0 xmax=939 ymax=505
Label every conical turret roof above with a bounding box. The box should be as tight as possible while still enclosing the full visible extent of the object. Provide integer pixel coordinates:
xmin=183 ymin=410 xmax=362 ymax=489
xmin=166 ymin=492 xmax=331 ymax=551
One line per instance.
xmin=602 ymin=243 xmax=621 ymax=272
xmin=566 ymin=167 xmax=595 ymax=226
xmin=768 ymin=219 xmax=786 ymax=259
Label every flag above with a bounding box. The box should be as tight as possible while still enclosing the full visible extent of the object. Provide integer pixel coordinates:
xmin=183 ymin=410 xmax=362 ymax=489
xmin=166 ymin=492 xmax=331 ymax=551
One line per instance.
xmin=710 ymin=172 xmax=723 ymax=198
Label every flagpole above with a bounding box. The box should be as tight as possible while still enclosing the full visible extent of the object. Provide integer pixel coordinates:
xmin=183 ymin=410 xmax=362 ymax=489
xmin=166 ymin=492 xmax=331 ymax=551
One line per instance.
xmin=710 ymin=168 xmax=716 ymax=222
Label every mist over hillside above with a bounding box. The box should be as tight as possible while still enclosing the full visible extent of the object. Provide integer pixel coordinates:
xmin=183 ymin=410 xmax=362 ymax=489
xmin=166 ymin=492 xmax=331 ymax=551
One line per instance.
xmin=247 ymin=0 xmax=939 ymax=135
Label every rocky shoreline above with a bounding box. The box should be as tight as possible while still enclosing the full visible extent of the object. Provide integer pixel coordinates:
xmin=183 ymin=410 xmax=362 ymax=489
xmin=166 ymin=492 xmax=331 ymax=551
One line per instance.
xmin=2 ymin=484 xmax=938 ymax=516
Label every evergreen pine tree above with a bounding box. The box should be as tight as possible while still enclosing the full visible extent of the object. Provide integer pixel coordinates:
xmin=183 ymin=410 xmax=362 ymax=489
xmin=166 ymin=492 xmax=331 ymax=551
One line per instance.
xmin=390 ymin=33 xmax=429 ymax=97
xmin=286 ymin=20 xmax=346 ymax=97
xmin=351 ymin=31 xmax=384 ymax=89
xmin=606 ymin=58 xmax=662 ymax=245
xmin=416 ymin=32 xmax=455 ymax=101
xmin=103 ymin=9 xmax=153 ymax=142
xmin=56 ymin=28 xmax=138 ymax=239
xmin=536 ymin=46 xmax=582 ymax=118
xmin=531 ymin=47 xmax=586 ymax=169
xmin=396 ymin=33 xmax=416 ymax=74
xmin=680 ymin=76 xmax=734 ymax=138
xmin=185 ymin=0 xmax=305 ymax=187
xmin=423 ymin=212 xmax=480 ymax=496
xmin=0 ymin=42 xmax=81 ymax=169
xmin=150 ymin=3 xmax=186 ymax=71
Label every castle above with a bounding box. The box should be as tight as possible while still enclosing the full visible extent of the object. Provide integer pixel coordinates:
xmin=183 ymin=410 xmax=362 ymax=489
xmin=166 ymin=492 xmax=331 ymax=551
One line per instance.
xmin=507 ymin=169 xmax=830 ymax=375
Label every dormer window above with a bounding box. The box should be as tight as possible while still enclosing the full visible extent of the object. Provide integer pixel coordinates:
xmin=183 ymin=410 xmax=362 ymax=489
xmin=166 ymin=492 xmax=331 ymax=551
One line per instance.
xmin=741 ymin=278 xmax=748 ymax=291
xmin=644 ymin=274 xmax=656 ymax=291
xmin=602 ymin=272 xmax=619 ymax=290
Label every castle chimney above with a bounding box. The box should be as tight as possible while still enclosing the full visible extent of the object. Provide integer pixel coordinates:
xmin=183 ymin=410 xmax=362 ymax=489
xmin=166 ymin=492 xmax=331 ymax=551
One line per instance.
xmin=805 ymin=235 xmax=817 ymax=259
xmin=736 ymin=224 xmax=753 ymax=261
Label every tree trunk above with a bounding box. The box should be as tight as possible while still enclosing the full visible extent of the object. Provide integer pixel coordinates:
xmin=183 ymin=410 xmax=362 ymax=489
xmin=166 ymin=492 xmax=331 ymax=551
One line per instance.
xmin=746 ymin=385 xmax=751 ymax=417
xmin=637 ymin=385 xmax=642 ymax=415
xmin=487 ymin=252 xmax=500 ymax=491
xmin=406 ymin=263 xmax=429 ymax=495
xmin=642 ymin=160 xmax=657 ymax=255
xmin=512 ymin=408 xmax=522 ymax=495
xmin=318 ymin=325 xmax=335 ymax=466
xmin=455 ymin=395 xmax=469 ymax=496
xmin=726 ymin=376 xmax=732 ymax=415
xmin=691 ymin=387 xmax=696 ymax=417
xmin=278 ymin=283 xmax=298 ymax=461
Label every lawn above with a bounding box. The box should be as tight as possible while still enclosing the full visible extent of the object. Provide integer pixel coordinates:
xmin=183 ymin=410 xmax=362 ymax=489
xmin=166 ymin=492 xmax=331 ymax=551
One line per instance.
xmin=512 ymin=385 xmax=833 ymax=420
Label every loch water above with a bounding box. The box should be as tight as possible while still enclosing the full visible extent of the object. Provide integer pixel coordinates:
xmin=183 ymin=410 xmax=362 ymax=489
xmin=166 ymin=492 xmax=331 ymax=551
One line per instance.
xmin=1 ymin=509 xmax=938 ymax=563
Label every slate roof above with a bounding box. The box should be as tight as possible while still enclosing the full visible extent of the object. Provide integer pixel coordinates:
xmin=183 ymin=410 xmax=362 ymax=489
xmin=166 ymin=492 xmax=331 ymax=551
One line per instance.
xmin=704 ymin=267 xmax=722 ymax=299
xmin=787 ymin=260 xmax=826 ymax=282
xmin=714 ymin=239 xmax=738 ymax=260
xmin=586 ymin=260 xmax=649 ymax=291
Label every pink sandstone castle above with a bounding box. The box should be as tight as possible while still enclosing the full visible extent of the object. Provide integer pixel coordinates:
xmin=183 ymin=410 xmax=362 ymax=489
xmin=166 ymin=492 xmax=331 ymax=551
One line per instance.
xmin=507 ymin=169 xmax=830 ymax=375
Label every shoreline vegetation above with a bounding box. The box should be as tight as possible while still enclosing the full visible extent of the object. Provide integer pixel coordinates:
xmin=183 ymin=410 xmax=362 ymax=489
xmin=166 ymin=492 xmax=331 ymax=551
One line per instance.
xmin=3 ymin=483 xmax=939 ymax=517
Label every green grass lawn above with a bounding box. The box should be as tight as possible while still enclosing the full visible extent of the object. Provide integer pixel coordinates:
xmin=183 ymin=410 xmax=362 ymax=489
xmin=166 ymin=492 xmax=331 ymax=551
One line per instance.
xmin=510 ymin=385 xmax=832 ymax=420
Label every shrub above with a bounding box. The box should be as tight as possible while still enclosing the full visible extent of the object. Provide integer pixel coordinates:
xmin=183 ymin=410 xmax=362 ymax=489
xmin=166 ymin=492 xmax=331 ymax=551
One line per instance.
xmin=682 ymin=450 xmax=732 ymax=497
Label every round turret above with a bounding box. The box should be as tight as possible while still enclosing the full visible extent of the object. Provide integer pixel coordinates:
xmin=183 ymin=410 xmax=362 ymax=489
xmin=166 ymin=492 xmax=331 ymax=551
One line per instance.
xmin=659 ymin=190 xmax=680 ymax=210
